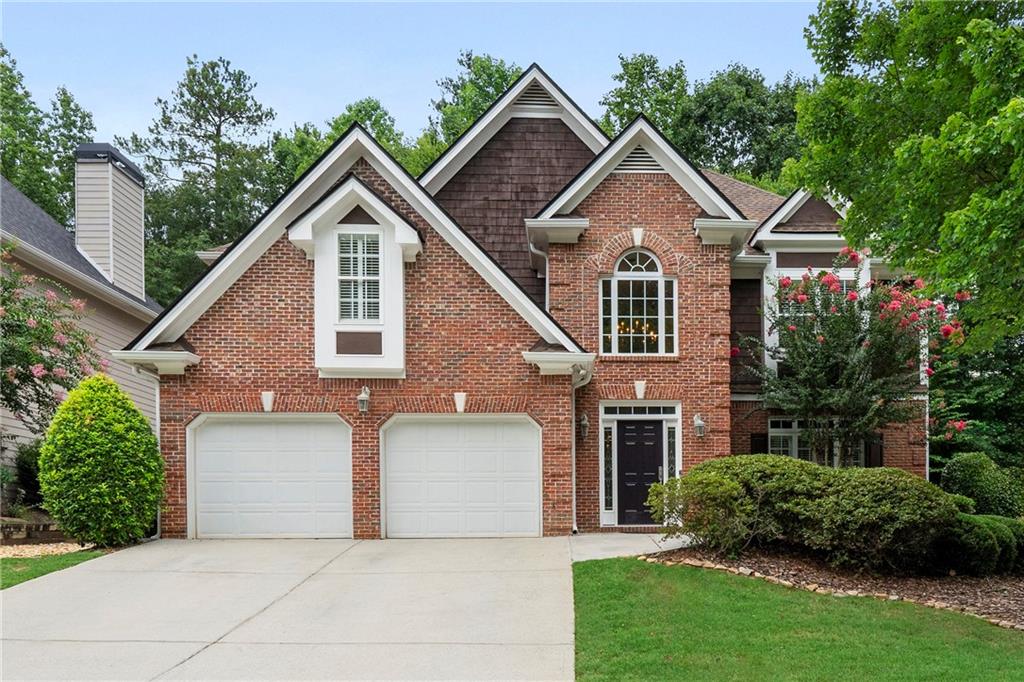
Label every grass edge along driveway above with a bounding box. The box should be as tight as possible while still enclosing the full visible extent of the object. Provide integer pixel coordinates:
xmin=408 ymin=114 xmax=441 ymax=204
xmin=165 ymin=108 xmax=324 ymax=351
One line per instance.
xmin=1 ymin=550 xmax=103 ymax=589
xmin=573 ymin=557 xmax=1023 ymax=681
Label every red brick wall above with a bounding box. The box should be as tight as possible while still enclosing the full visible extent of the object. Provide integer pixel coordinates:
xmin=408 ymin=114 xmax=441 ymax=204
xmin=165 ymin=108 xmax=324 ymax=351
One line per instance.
xmin=158 ymin=159 xmax=574 ymax=539
xmin=728 ymin=401 xmax=928 ymax=477
xmin=546 ymin=173 xmax=734 ymax=531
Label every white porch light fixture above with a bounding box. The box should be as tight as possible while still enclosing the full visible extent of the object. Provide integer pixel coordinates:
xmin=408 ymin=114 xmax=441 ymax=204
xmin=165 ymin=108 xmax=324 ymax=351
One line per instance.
xmin=693 ymin=413 xmax=707 ymax=438
xmin=260 ymin=391 xmax=275 ymax=413
xmin=356 ymin=386 xmax=371 ymax=414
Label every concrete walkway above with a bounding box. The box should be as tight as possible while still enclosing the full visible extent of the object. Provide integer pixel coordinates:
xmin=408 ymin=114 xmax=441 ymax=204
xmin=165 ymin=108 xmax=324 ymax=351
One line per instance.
xmin=2 ymin=533 xmax=674 ymax=681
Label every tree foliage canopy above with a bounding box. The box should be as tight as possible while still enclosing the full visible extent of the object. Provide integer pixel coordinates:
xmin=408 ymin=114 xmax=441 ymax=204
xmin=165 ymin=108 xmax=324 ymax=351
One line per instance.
xmin=796 ymin=1 xmax=1024 ymax=349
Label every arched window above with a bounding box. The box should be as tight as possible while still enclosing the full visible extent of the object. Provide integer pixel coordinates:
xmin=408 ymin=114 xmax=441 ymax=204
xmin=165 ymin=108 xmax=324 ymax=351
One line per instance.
xmin=600 ymin=249 xmax=676 ymax=354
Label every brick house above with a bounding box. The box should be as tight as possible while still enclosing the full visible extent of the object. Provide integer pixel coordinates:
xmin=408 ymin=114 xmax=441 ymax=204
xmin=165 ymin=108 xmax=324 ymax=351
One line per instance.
xmin=116 ymin=66 xmax=928 ymax=539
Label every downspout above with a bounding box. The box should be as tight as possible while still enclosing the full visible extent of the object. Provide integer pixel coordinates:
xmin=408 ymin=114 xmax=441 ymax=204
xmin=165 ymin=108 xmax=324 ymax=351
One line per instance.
xmin=571 ymin=365 xmax=594 ymax=535
xmin=528 ymin=241 xmax=550 ymax=305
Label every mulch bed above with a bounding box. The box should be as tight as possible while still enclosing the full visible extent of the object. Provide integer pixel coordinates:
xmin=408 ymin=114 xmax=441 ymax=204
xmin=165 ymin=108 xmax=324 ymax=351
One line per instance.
xmin=648 ymin=545 xmax=1024 ymax=631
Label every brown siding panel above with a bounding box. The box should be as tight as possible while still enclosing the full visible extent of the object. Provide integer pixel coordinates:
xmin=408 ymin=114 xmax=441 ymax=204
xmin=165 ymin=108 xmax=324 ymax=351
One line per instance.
xmin=730 ymin=279 xmax=762 ymax=390
xmin=433 ymin=118 xmax=596 ymax=303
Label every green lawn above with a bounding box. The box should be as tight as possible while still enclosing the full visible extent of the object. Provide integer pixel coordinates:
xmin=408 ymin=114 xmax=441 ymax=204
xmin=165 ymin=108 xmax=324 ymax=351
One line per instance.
xmin=574 ymin=558 xmax=1024 ymax=681
xmin=1 ymin=550 xmax=103 ymax=589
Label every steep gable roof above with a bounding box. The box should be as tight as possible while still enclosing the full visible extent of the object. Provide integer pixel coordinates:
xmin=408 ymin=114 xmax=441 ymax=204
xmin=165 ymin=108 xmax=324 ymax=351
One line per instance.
xmin=747 ymin=188 xmax=845 ymax=246
xmin=535 ymin=116 xmax=746 ymax=221
xmin=419 ymin=64 xmax=609 ymax=194
xmin=126 ymin=123 xmax=585 ymax=353
xmin=0 ymin=176 xmax=161 ymax=318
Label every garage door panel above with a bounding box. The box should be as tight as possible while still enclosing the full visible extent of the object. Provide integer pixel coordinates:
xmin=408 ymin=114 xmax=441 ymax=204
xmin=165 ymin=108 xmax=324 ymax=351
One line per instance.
xmin=384 ymin=419 xmax=540 ymax=538
xmin=194 ymin=418 xmax=352 ymax=539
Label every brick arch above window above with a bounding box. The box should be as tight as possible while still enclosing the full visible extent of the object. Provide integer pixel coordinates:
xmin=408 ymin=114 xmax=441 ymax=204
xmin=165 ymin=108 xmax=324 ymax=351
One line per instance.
xmin=587 ymin=229 xmax=696 ymax=276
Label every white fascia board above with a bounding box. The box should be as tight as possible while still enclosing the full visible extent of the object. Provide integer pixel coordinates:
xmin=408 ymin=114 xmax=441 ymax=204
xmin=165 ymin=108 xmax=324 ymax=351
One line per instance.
xmin=420 ymin=66 xmax=608 ymax=194
xmin=288 ymin=176 xmax=422 ymax=262
xmin=693 ymin=218 xmax=760 ymax=246
xmin=748 ymin=189 xmax=810 ymax=246
xmin=131 ymin=126 xmax=585 ymax=354
xmin=2 ymin=232 xmax=156 ymax=321
xmin=525 ymin=218 xmax=589 ymax=245
xmin=758 ymin=234 xmax=848 ymax=249
xmin=110 ymin=350 xmax=200 ymax=375
xmin=536 ymin=119 xmax=743 ymax=221
xmin=521 ymin=351 xmax=596 ymax=376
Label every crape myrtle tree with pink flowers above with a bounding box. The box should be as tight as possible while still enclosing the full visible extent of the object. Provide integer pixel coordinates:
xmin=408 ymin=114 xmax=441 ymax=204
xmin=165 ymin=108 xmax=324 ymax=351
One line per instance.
xmin=740 ymin=247 xmax=967 ymax=466
xmin=0 ymin=245 xmax=103 ymax=436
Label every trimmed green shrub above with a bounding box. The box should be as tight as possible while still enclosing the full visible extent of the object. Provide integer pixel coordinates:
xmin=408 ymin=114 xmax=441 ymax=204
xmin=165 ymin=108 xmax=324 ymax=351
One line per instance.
xmin=948 ymin=493 xmax=976 ymax=514
xmin=999 ymin=516 xmax=1024 ymax=572
xmin=688 ymin=455 xmax=834 ymax=543
xmin=648 ymin=470 xmax=753 ymax=556
xmin=801 ymin=468 xmax=959 ymax=572
xmin=942 ymin=513 xmax=1000 ymax=576
xmin=940 ymin=452 xmax=1024 ymax=517
xmin=38 ymin=375 xmax=163 ymax=546
xmin=977 ymin=516 xmax=1018 ymax=573
xmin=14 ymin=439 xmax=42 ymax=506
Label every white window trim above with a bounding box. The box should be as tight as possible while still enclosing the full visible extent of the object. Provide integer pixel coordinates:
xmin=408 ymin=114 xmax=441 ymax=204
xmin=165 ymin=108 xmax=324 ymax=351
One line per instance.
xmin=337 ymin=226 xmax=384 ymax=327
xmin=768 ymin=417 xmax=865 ymax=468
xmin=598 ymin=401 xmax=681 ymax=527
xmin=600 ymin=250 xmax=678 ymax=357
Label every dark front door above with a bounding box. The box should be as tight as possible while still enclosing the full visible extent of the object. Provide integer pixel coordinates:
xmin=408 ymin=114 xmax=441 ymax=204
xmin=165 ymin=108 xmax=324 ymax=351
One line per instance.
xmin=617 ymin=420 xmax=663 ymax=525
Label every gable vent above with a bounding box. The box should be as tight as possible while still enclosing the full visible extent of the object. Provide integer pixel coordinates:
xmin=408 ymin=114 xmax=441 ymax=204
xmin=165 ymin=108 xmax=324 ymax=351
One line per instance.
xmin=613 ymin=146 xmax=665 ymax=173
xmin=514 ymin=81 xmax=559 ymax=108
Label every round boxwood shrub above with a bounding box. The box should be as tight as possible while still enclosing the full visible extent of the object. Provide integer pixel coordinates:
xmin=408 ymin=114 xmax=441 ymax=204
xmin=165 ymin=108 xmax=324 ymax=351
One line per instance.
xmin=942 ymin=513 xmax=1000 ymax=576
xmin=648 ymin=470 xmax=752 ymax=555
xmin=947 ymin=493 xmax=976 ymax=514
xmin=940 ymin=452 xmax=1023 ymax=517
xmin=38 ymin=375 xmax=163 ymax=546
xmin=801 ymin=467 xmax=959 ymax=572
xmin=977 ymin=515 xmax=1022 ymax=573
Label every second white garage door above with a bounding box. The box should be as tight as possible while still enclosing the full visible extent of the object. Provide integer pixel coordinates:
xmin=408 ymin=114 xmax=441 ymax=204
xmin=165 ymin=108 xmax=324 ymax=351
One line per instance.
xmin=384 ymin=417 xmax=541 ymax=538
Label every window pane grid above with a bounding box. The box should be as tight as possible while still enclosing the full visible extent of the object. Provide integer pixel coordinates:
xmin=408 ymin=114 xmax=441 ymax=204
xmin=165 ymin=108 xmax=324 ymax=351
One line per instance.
xmin=603 ymin=426 xmax=614 ymax=511
xmin=338 ymin=233 xmax=381 ymax=321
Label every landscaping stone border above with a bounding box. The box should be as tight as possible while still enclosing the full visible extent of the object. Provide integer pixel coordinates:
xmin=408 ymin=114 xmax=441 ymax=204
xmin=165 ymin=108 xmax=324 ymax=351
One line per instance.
xmin=636 ymin=554 xmax=1024 ymax=632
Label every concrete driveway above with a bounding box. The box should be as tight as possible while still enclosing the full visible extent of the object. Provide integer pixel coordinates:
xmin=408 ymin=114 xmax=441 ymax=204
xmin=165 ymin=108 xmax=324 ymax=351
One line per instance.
xmin=2 ymin=538 xmax=575 ymax=681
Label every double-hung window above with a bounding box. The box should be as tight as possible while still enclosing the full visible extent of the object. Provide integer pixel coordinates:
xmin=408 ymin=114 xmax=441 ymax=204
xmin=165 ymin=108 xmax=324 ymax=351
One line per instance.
xmin=338 ymin=232 xmax=381 ymax=322
xmin=601 ymin=249 xmax=675 ymax=354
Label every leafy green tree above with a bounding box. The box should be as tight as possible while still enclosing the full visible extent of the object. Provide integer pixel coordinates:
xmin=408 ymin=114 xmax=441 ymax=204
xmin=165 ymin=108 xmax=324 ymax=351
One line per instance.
xmin=0 ymin=45 xmax=57 ymax=222
xmin=601 ymin=54 xmax=813 ymax=182
xmin=929 ymin=334 xmax=1024 ymax=470
xmin=270 ymin=98 xmax=413 ymax=187
xmin=46 ymin=87 xmax=96 ymax=226
xmin=430 ymin=51 xmax=522 ymax=146
xmin=117 ymin=55 xmax=277 ymax=304
xmin=742 ymin=250 xmax=962 ymax=465
xmin=796 ymin=1 xmax=1024 ymax=349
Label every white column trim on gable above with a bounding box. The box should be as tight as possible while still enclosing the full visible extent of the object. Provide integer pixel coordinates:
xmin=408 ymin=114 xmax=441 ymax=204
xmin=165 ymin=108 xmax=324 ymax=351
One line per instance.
xmin=126 ymin=125 xmax=587 ymax=355
xmin=418 ymin=64 xmax=609 ymax=194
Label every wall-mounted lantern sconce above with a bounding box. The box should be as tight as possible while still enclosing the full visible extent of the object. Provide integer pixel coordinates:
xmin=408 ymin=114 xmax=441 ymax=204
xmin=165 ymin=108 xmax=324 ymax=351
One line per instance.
xmin=693 ymin=413 xmax=706 ymax=438
xmin=579 ymin=412 xmax=590 ymax=439
xmin=356 ymin=386 xmax=371 ymax=414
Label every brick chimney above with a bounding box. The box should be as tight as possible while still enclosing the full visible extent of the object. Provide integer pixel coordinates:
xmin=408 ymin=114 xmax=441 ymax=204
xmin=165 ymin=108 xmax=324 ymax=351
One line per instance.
xmin=74 ymin=143 xmax=146 ymax=299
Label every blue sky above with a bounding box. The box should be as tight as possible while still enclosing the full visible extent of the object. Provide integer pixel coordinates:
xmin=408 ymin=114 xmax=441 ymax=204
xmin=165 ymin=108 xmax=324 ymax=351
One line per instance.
xmin=4 ymin=2 xmax=820 ymax=143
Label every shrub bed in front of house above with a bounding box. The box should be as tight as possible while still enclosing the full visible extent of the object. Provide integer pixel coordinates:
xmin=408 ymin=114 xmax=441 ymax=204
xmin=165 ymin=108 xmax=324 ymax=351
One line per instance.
xmin=648 ymin=454 xmax=1024 ymax=576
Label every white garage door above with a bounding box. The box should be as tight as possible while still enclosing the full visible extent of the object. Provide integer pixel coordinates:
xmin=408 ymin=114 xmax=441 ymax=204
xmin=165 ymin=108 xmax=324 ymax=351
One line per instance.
xmin=384 ymin=418 xmax=541 ymax=538
xmin=193 ymin=417 xmax=352 ymax=538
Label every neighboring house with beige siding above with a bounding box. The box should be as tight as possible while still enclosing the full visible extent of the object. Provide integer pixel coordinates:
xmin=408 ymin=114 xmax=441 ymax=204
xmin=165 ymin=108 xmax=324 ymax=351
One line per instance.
xmin=0 ymin=144 xmax=160 ymax=461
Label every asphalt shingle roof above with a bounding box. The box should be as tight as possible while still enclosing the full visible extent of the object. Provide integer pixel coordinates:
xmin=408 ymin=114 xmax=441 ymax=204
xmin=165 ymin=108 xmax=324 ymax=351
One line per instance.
xmin=699 ymin=169 xmax=787 ymax=224
xmin=0 ymin=176 xmax=162 ymax=313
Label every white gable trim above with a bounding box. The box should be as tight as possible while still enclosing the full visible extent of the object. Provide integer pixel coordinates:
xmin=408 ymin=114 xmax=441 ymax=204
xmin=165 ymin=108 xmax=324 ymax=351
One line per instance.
xmin=419 ymin=65 xmax=608 ymax=194
xmin=288 ymin=175 xmax=421 ymax=263
xmin=535 ymin=118 xmax=744 ymax=221
xmin=748 ymin=189 xmax=811 ymax=245
xmin=128 ymin=126 xmax=584 ymax=353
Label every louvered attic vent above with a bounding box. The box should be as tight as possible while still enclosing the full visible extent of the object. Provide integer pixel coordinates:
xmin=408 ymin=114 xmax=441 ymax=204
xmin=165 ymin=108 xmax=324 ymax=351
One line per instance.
xmin=514 ymin=82 xmax=558 ymax=107
xmin=614 ymin=146 xmax=665 ymax=173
